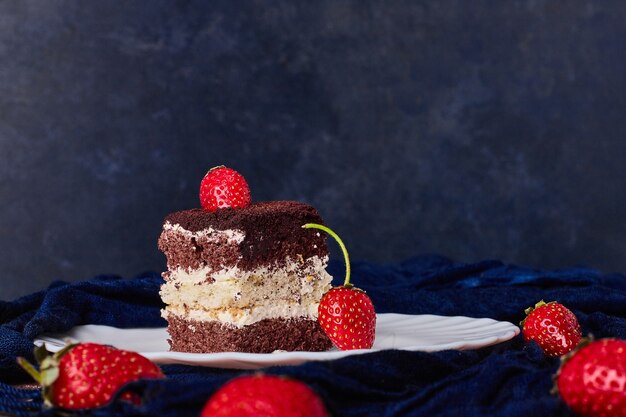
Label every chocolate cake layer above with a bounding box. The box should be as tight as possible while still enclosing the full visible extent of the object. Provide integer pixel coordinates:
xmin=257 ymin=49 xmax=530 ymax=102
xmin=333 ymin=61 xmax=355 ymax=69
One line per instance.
xmin=166 ymin=314 xmax=333 ymax=353
xmin=160 ymin=201 xmax=328 ymax=271
xmin=158 ymin=226 xmax=241 ymax=273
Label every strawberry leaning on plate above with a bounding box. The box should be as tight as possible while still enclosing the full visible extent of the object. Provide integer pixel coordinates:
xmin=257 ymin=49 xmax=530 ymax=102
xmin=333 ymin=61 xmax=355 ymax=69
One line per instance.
xmin=520 ymin=300 xmax=582 ymax=357
xmin=303 ymin=223 xmax=376 ymax=350
xmin=555 ymin=338 xmax=626 ymax=417
xmin=18 ymin=343 xmax=164 ymax=409
xmin=202 ymin=374 xmax=330 ymax=417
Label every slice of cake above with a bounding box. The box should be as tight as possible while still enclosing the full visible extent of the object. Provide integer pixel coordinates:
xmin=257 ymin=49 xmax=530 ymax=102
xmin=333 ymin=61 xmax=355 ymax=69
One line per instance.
xmin=158 ymin=200 xmax=334 ymax=353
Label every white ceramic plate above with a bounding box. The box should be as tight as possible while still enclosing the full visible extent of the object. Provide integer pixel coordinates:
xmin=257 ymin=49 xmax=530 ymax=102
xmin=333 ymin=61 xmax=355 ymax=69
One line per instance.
xmin=34 ymin=313 xmax=519 ymax=369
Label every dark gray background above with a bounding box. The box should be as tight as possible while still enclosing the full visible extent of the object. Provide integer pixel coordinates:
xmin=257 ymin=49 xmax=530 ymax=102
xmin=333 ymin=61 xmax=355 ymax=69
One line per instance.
xmin=1 ymin=1 xmax=625 ymax=301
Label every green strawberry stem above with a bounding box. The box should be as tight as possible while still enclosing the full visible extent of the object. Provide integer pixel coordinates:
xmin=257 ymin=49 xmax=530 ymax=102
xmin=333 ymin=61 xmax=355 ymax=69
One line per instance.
xmin=16 ymin=357 xmax=42 ymax=384
xmin=303 ymin=223 xmax=352 ymax=287
xmin=17 ymin=343 xmax=78 ymax=407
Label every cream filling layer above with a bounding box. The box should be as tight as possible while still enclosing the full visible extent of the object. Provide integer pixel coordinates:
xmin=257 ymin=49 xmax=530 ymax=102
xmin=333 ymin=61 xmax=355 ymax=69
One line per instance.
xmin=165 ymin=255 xmax=330 ymax=285
xmin=161 ymin=256 xmax=332 ymax=327
xmin=162 ymin=303 xmax=320 ymax=328
xmin=160 ymin=279 xmax=327 ymax=310
xmin=161 ymin=256 xmax=332 ymax=302
xmin=161 ymin=261 xmax=331 ymax=309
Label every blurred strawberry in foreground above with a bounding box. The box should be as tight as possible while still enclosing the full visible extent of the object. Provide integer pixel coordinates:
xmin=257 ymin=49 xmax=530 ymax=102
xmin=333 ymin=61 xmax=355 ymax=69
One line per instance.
xmin=521 ymin=300 xmax=582 ymax=357
xmin=304 ymin=223 xmax=376 ymax=350
xmin=555 ymin=338 xmax=626 ymax=417
xmin=18 ymin=343 xmax=164 ymax=409
xmin=202 ymin=374 xmax=330 ymax=417
xmin=200 ymin=165 xmax=251 ymax=212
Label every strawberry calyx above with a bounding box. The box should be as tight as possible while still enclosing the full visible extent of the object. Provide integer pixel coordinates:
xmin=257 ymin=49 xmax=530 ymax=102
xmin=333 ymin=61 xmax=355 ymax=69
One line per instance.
xmin=206 ymin=165 xmax=226 ymax=175
xmin=519 ymin=299 xmax=552 ymax=326
xmin=17 ymin=343 xmax=77 ymax=407
xmin=336 ymin=283 xmax=369 ymax=296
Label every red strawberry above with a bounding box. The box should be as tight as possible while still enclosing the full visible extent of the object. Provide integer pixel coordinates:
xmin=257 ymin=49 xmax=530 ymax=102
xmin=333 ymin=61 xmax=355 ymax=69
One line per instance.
xmin=199 ymin=165 xmax=251 ymax=212
xmin=18 ymin=343 xmax=164 ymax=409
xmin=521 ymin=300 xmax=582 ymax=357
xmin=555 ymin=338 xmax=626 ymax=417
xmin=201 ymin=374 xmax=330 ymax=417
xmin=303 ymin=223 xmax=376 ymax=350
xmin=318 ymin=286 xmax=376 ymax=350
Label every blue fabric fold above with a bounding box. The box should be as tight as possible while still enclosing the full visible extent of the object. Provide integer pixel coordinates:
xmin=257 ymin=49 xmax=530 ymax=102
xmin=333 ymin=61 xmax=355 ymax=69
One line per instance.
xmin=1 ymin=255 xmax=625 ymax=416
xmin=0 ymin=273 xmax=165 ymax=383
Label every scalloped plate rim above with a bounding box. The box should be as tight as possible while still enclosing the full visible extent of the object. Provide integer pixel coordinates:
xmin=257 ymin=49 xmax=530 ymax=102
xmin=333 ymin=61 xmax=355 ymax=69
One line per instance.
xmin=34 ymin=313 xmax=520 ymax=369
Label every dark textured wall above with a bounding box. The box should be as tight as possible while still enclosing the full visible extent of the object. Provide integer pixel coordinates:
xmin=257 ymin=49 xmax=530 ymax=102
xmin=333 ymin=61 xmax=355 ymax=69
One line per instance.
xmin=1 ymin=1 xmax=625 ymax=301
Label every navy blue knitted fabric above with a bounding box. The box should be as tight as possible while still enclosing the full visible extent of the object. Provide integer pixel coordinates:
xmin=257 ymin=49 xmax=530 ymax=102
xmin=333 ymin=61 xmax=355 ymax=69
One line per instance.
xmin=1 ymin=255 xmax=625 ymax=416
